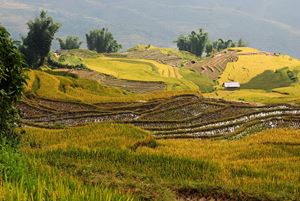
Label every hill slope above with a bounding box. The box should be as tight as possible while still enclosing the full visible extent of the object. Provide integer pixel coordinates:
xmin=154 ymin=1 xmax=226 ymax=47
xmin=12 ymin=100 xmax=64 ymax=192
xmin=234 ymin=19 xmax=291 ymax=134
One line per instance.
xmin=206 ymin=48 xmax=300 ymax=103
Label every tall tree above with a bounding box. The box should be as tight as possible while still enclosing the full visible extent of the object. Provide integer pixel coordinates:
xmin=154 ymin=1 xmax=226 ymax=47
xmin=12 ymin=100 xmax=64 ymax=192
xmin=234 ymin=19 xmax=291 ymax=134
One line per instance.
xmin=0 ymin=26 xmax=27 ymax=144
xmin=20 ymin=10 xmax=60 ymax=68
xmin=86 ymin=28 xmax=122 ymax=53
xmin=175 ymin=29 xmax=208 ymax=57
xmin=205 ymin=41 xmax=213 ymax=57
xmin=57 ymin=36 xmax=82 ymax=50
xmin=237 ymin=38 xmax=247 ymax=47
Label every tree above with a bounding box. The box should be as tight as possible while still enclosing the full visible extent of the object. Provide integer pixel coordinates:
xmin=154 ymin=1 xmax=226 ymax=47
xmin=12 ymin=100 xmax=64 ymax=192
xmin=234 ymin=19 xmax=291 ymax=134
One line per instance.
xmin=0 ymin=26 xmax=27 ymax=144
xmin=212 ymin=39 xmax=238 ymax=52
xmin=237 ymin=38 xmax=247 ymax=47
xmin=176 ymin=35 xmax=191 ymax=52
xmin=57 ymin=36 xmax=82 ymax=50
xmin=86 ymin=28 xmax=122 ymax=53
xmin=205 ymin=41 xmax=213 ymax=57
xmin=175 ymin=29 xmax=208 ymax=57
xmin=20 ymin=10 xmax=60 ymax=68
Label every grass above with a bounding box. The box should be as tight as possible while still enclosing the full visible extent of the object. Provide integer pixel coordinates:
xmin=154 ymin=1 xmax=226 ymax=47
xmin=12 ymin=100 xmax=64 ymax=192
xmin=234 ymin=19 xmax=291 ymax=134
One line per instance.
xmin=17 ymin=124 xmax=300 ymax=200
xmin=179 ymin=68 xmax=215 ymax=92
xmin=241 ymin=67 xmax=298 ymax=90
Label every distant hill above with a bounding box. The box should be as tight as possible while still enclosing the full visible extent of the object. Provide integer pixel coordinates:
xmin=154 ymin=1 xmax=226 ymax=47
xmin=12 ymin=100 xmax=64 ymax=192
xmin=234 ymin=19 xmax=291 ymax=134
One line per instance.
xmin=1 ymin=0 xmax=300 ymax=58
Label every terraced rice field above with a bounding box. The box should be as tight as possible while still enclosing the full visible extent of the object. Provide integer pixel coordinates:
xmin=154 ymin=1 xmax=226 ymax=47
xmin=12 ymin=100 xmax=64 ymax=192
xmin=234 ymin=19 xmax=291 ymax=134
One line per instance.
xmin=82 ymin=56 xmax=200 ymax=91
xmin=124 ymin=44 xmax=199 ymax=67
xmin=20 ymin=93 xmax=300 ymax=139
xmin=218 ymin=53 xmax=300 ymax=85
xmin=25 ymin=70 xmax=203 ymax=103
xmin=54 ymin=68 xmax=167 ymax=93
xmin=187 ymin=51 xmax=238 ymax=80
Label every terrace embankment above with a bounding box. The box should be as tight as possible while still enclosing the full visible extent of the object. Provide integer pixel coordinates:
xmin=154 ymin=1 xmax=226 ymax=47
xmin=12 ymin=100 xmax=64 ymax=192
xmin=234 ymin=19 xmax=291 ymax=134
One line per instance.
xmin=186 ymin=51 xmax=238 ymax=80
xmin=53 ymin=68 xmax=166 ymax=93
xmin=20 ymin=94 xmax=300 ymax=139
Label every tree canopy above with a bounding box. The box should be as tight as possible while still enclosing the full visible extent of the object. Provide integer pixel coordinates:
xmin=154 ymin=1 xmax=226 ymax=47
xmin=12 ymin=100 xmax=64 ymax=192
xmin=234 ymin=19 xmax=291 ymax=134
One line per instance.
xmin=0 ymin=25 xmax=27 ymax=144
xmin=176 ymin=29 xmax=208 ymax=57
xmin=20 ymin=10 xmax=60 ymax=68
xmin=86 ymin=28 xmax=122 ymax=53
xmin=57 ymin=36 xmax=82 ymax=50
xmin=176 ymin=29 xmax=247 ymax=57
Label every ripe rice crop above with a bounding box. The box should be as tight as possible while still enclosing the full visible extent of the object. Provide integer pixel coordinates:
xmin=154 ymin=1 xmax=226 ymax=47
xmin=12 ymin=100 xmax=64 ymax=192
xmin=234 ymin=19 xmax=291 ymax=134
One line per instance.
xmin=18 ymin=124 xmax=300 ymax=200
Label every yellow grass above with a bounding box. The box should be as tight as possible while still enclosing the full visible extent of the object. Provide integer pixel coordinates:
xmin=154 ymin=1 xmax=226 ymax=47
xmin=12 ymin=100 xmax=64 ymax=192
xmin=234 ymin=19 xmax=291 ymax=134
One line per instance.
xmin=219 ymin=54 xmax=300 ymax=85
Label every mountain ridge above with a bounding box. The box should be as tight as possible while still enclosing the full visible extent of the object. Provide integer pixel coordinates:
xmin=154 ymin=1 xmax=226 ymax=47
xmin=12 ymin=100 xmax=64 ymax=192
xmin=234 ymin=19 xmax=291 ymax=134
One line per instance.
xmin=1 ymin=0 xmax=300 ymax=58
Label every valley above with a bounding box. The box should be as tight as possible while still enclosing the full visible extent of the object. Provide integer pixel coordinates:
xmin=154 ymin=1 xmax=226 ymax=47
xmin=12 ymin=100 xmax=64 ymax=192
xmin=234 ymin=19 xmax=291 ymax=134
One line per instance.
xmin=12 ymin=46 xmax=300 ymax=200
xmin=1 ymin=5 xmax=300 ymax=201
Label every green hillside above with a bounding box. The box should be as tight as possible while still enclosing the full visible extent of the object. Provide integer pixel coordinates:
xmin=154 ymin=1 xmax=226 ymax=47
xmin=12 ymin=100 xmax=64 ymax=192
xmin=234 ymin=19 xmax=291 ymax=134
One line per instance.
xmin=241 ymin=67 xmax=298 ymax=90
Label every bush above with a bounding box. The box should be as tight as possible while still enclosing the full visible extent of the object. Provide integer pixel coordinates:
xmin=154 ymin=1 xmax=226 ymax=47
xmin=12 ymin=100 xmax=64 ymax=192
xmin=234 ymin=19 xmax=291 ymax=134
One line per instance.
xmin=0 ymin=25 xmax=27 ymax=144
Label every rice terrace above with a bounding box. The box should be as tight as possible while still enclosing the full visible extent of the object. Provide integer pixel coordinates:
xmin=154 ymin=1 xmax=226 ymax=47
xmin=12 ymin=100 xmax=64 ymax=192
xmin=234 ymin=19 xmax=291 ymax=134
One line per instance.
xmin=1 ymin=2 xmax=300 ymax=201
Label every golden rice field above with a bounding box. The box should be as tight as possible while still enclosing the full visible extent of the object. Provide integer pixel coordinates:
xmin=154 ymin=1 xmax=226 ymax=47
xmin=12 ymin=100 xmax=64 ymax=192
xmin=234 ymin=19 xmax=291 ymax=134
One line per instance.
xmin=24 ymin=70 xmax=201 ymax=103
xmin=82 ymin=56 xmax=199 ymax=90
xmin=16 ymin=124 xmax=300 ymax=200
xmin=219 ymin=54 xmax=300 ymax=85
xmin=204 ymin=47 xmax=300 ymax=104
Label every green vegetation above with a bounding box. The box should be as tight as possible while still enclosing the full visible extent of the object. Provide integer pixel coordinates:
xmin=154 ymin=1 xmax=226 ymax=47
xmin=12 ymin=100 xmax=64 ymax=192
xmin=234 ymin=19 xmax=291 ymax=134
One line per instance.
xmin=48 ymin=52 xmax=86 ymax=69
xmin=59 ymin=49 xmax=99 ymax=58
xmin=0 ymin=25 xmax=27 ymax=143
xmin=57 ymin=36 xmax=82 ymax=50
xmin=19 ymin=10 xmax=60 ymax=68
xmin=86 ymin=28 xmax=122 ymax=53
xmin=176 ymin=29 xmax=208 ymax=57
xmin=176 ymin=28 xmax=247 ymax=57
xmin=179 ymin=68 xmax=214 ymax=92
xmin=242 ymin=67 xmax=298 ymax=90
